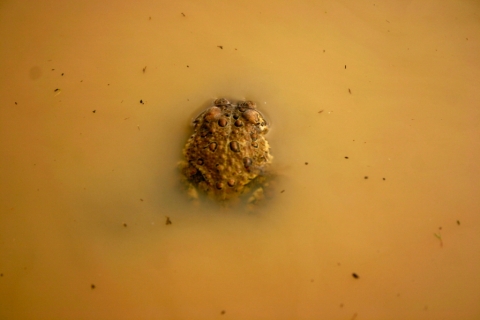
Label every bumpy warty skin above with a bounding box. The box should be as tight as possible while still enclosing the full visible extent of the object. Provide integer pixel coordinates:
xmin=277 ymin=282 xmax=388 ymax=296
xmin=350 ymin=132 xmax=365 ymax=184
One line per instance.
xmin=181 ymin=98 xmax=272 ymax=201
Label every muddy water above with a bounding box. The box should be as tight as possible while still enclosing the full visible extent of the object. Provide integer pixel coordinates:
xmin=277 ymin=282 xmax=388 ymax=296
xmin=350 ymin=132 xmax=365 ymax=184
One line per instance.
xmin=1 ymin=0 xmax=480 ymax=319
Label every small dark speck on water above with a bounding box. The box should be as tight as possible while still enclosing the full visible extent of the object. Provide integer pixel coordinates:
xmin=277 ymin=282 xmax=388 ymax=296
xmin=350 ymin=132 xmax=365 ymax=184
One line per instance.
xmin=217 ymin=46 xmax=223 ymax=49
xmin=434 ymin=233 xmax=443 ymax=247
xmin=364 ymin=176 xmax=368 ymax=179
xmin=181 ymin=12 xmax=185 ymax=17
xmin=457 ymin=220 xmax=461 ymax=225
xmin=348 ymin=88 xmax=352 ymax=94
xmin=166 ymin=217 xmax=172 ymax=225
xmin=91 ymin=284 xmax=96 ymax=289
xmin=92 ymin=110 xmax=96 ymax=113
xmin=352 ymin=273 xmax=359 ymax=279
xmin=221 ymin=310 xmax=226 ymax=315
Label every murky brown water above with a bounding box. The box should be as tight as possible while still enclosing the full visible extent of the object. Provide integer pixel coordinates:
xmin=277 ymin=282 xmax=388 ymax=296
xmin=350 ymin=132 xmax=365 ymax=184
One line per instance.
xmin=1 ymin=1 xmax=480 ymax=319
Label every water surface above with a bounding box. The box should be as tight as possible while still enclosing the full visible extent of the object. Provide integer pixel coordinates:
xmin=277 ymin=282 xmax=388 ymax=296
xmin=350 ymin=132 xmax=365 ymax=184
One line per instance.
xmin=1 ymin=1 xmax=479 ymax=319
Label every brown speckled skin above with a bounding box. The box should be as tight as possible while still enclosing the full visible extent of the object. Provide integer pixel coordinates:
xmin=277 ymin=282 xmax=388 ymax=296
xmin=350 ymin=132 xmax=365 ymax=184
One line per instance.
xmin=181 ymin=98 xmax=272 ymax=201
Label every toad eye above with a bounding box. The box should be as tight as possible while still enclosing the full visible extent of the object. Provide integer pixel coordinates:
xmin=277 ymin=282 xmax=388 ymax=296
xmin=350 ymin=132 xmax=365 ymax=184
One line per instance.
xmin=214 ymin=98 xmax=230 ymax=106
xmin=237 ymin=100 xmax=256 ymax=110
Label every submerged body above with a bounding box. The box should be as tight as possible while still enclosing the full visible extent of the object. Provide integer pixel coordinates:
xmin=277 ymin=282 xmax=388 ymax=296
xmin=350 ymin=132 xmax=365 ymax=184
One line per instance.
xmin=181 ymin=98 xmax=273 ymax=202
